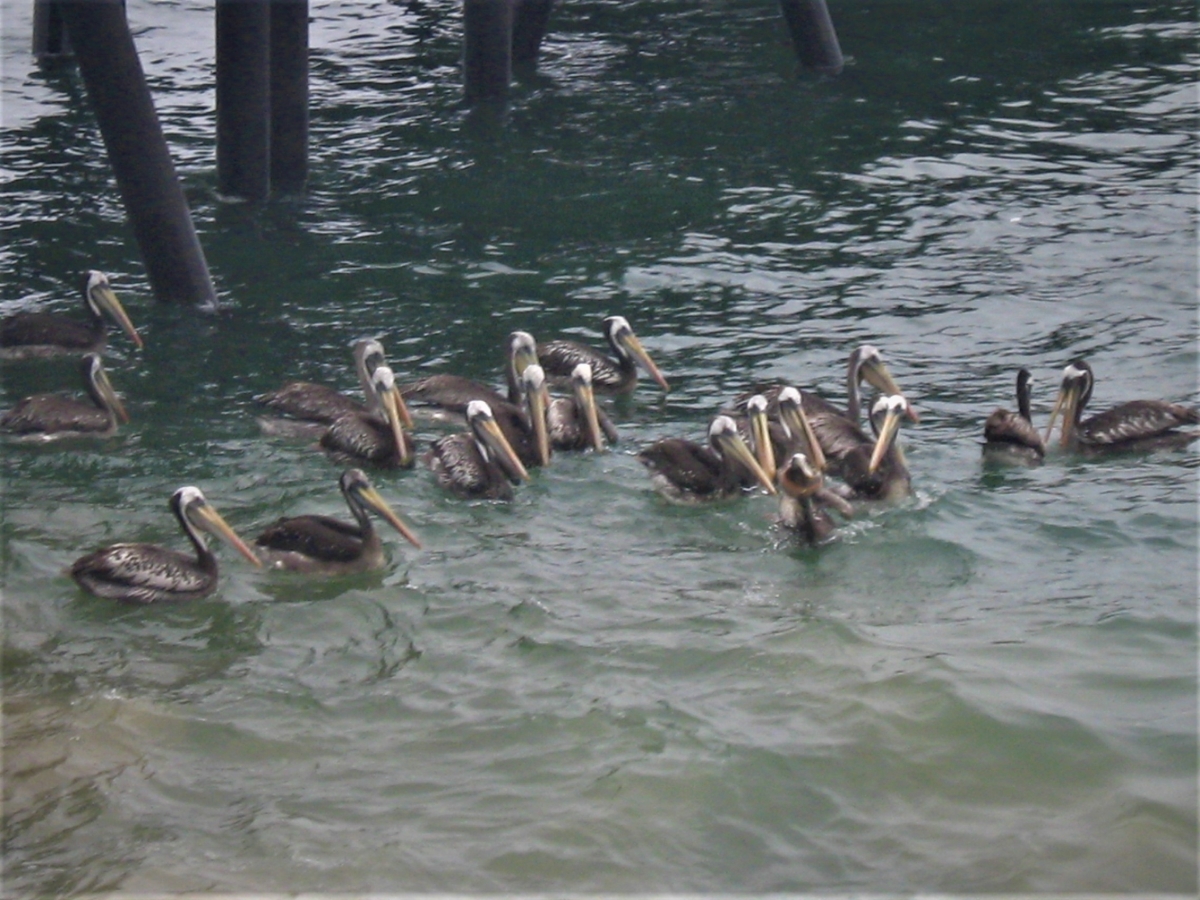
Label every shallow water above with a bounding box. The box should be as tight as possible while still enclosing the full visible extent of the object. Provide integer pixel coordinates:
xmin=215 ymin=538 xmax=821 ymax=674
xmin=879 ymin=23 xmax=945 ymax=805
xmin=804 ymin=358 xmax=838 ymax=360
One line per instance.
xmin=1 ymin=0 xmax=1197 ymax=894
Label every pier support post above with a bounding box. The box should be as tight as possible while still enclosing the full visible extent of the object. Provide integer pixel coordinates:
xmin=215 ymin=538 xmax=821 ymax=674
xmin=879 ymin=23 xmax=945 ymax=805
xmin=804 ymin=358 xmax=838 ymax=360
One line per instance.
xmin=779 ymin=0 xmax=844 ymax=76
xmin=463 ymin=0 xmax=513 ymax=104
xmin=511 ymin=0 xmax=555 ymax=70
xmin=33 ymin=0 xmax=71 ymax=59
xmin=60 ymin=0 xmax=218 ymax=308
xmin=270 ymin=0 xmax=308 ymax=194
xmin=216 ymin=0 xmax=271 ymax=201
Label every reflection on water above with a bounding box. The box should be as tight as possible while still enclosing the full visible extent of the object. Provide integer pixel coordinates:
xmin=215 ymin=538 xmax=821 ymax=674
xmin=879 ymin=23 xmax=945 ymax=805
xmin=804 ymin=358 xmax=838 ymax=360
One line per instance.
xmin=2 ymin=0 xmax=1197 ymax=893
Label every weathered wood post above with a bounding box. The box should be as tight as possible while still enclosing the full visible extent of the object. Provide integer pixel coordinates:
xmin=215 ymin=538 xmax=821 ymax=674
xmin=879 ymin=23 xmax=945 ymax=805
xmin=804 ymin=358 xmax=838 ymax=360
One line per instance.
xmin=512 ymin=0 xmax=555 ymax=70
xmin=32 ymin=0 xmax=71 ymax=59
xmin=59 ymin=0 xmax=218 ymax=308
xmin=269 ymin=0 xmax=308 ymax=193
xmin=463 ymin=0 xmax=513 ymax=104
xmin=216 ymin=0 xmax=272 ymax=201
xmin=779 ymin=0 xmax=844 ymax=76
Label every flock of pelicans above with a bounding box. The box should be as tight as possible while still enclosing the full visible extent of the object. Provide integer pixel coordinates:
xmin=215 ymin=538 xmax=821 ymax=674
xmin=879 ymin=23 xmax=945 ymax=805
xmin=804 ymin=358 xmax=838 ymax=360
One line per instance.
xmin=3 ymin=271 xmax=1198 ymax=605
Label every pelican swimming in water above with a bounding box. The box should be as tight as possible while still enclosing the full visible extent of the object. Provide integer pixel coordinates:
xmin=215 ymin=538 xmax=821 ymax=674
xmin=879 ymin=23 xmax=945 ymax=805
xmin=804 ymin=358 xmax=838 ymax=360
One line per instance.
xmin=638 ymin=415 xmax=777 ymax=503
xmin=70 ymin=486 xmax=261 ymax=604
xmin=254 ymin=469 xmax=422 ymax=574
xmin=1 ymin=270 xmax=143 ymax=359
xmin=537 ymin=315 xmax=670 ymax=394
xmin=1043 ymin=359 xmax=1199 ymax=452
xmin=320 ymin=365 xmax=415 ymax=468
xmin=401 ymin=330 xmax=539 ymax=411
xmin=983 ymin=368 xmax=1045 ymax=462
xmin=546 ymin=363 xmax=617 ymax=452
xmin=1 ymin=353 xmax=129 ymax=439
xmin=257 ymin=338 xmax=386 ymax=427
xmin=776 ymin=452 xmax=854 ymax=545
xmin=840 ymin=394 xmax=913 ymax=502
xmin=426 ymin=399 xmax=530 ymax=500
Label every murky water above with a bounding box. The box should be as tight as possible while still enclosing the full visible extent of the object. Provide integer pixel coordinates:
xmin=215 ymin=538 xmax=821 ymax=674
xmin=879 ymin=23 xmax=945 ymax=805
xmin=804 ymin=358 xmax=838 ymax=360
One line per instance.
xmin=2 ymin=0 xmax=1197 ymax=894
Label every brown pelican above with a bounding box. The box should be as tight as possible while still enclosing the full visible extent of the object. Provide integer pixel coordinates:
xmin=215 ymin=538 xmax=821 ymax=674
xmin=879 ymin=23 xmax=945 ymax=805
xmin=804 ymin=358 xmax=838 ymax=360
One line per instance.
xmin=1 ymin=353 xmax=130 ymax=439
xmin=401 ymin=330 xmax=539 ymax=411
xmin=320 ymin=365 xmax=415 ymax=468
xmin=70 ymin=486 xmax=261 ymax=604
xmin=777 ymin=452 xmax=854 ymax=545
xmin=1043 ymin=359 xmax=1199 ymax=451
xmin=841 ymin=394 xmax=913 ymax=502
xmin=739 ymin=388 xmax=828 ymax=482
xmin=638 ymin=415 xmax=777 ymax=503
xmin=983 ymin=368 xmax=1044 ymax=462
xmin=1 ymin=271 xmax=143 ymax=359
xmin=546 ymin=363 xmax=617 ymax=452
xmin=257 ymin=338 xmax=386 ymax=425
xmin=537 ymin=315 xmax=670 ymax=394
xmin=426 ymin=400 xmax=530 ymax=500
xmin=254 ymin=469 xmax=422 ymax=574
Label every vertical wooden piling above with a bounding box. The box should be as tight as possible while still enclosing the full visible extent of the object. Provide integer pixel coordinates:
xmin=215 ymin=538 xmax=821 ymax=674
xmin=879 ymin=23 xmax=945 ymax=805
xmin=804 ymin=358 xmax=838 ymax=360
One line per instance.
xmin=511 ymin=0 xmax=555 ymax=69
xmin=463 ymin=0 xmax=513 ymax=104
xmin=216 ymin=0 xmax=271 ymax=201
xmin=33 ymin=0 xmax=71 ymax=59
xmin=59 ymin=0 xmax=218 ymax=308
xmin=270 ymin=0 xmax=308 ymax=194
xmin=779 ymin=0 xmax=844 ymax=77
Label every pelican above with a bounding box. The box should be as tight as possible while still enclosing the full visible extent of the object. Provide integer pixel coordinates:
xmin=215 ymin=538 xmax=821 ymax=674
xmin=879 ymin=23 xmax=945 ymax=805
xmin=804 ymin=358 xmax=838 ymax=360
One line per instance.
xmin=537 ymin=315 xmax=670 ymax=394
xmin=320 ymin=365 xmax=415 ymax=468
xmin=254 ymin=469 xmax=422 ymax=574
xmin=1 ymin=353 xmax=129 ymax=439
xmin=983 ymin=368 xmax=1044 ymax=462
xmin=841 ymin=394 xmax=913 ymax=502
xmin=546 ymin=363 xmax=617 ymax=452
xmin=1 ymin=270 xmax=143 ymax=359
xmin=777 ymin=452 xmax=853 ymax=545
xmin=257 ymin=338 xmax=386 ymax=425
xmin=638 ymin=415 xmax=777 ymax=503
xmin=69 ymin=486 xmax=261 ymax=604
xmin=1043 ymin=359 xmax=1199 ymax=451
xmin=739 ymin=388 xmax=827 ymax=482
xmin=401 ymin=330 xmax=539 ymax=411
xmin=426 ymin=400 xmax=530 ymax=500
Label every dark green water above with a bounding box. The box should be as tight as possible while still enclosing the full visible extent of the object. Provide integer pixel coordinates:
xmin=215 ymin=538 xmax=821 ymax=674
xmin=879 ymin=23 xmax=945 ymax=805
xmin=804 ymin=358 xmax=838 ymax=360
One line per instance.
xmin=2 ymin=0 xmax=1197 ymax=893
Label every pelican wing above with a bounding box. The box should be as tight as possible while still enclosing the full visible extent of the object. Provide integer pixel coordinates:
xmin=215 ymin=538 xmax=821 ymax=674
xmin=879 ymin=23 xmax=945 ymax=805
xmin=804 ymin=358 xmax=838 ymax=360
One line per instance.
xmin=255 ymin=515 xmax=363 ymax=563
xmin=638 ymin=439 xmax=724 ymax=495
xmin=1082 ymin=400 xmax=1199 ymax=445
xmin=71 ymin=543 xmax=211 ymax=602
xmin=0 ymin=312 xmax=99 ymax=350
xmin=1 ymin=395 xmax=109 ymax=434
xmin=428 ymin=433 xmax=512 ymax=499
xmin=258 ymin=381 xmax=364 ymax=423
xmin=401 ymin=374 xmax=508 ymax=411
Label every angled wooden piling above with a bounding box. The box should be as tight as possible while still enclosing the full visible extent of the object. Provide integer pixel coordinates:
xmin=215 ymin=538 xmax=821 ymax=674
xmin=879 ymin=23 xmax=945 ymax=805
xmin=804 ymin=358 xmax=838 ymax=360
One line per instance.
xmin=59 ymin=0 xmax=217 ymax=308
xmin=216 ymin=0 xmax=272 ymax=201
xmin=32 ymin=0 xmax=71 ymax=59
xmin=512 ymin=0 xmax=555 ymax=70
xmin=779 ymin=0 xmax=844 ymax=76
xmin=464 ymin=0 xmax=514 ymax=104
xmin=270 ymin=0 xmax=309 ymax=193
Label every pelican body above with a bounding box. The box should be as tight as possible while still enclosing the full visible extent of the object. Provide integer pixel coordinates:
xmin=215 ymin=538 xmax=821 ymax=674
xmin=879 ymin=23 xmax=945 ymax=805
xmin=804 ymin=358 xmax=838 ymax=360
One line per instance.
xmin=70 ymin=486 xmax=261 ymax=604
xmin=638 ymin=415 xmax=777 ymax=503
xmin=321 ymin=366 xmax=415 ymax=468
xmin=777 ymin=452 xmax=853 ymax=545
xmin=255 ymin=469 xmax=421 ymax=574
xmin=1 ymin=353 xmax=129 ymax=439
xmin=841 ymin=395 xmax=913 ymax=502
xmin=983 ymin=368 xmax=1044 ymax=462
xmin=546 ymin=363 xmax=616 ymax=452
xmin=1044 ymin=359 xmax=1199 ymax=451
xmin=1 ymin=271 xmax=143 ymax=359
xmin=258 ymin=338 xmax=386 ymax=425
xmin=538 ymin=315 xmax=669 ymax=394
xmin=426 ymin=400 xmax=531 ymax=500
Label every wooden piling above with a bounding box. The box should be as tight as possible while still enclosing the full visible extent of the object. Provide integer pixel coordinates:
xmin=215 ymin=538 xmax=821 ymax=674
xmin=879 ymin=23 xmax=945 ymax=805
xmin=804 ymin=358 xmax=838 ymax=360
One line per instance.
xmin=512 ymin=0 xmax=555 ymax=70
xmin=463 ymin=0 xmax=513 ymax=104
xmin=270 ymin=0 xmax=308 ymax=194
xmin=59 ymin=0 xmax=218 ymax=308
xmin=216 ymin=0 xmax=271 ymax=201
xmin=779 ymin=0 xmax=844 ymax=77
xmin=32 ymin=0 xmax=71 ymax=59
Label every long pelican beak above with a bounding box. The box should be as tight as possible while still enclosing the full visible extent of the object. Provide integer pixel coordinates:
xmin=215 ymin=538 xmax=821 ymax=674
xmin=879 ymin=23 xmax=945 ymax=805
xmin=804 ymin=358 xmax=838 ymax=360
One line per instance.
xmin=377 ymin=384 xmax=414 ymax=465
xmin=748 ymin=402 xmax=776 ymax=480
xmin=356 ymin=483 xmax=423 ymax=549
xmin=480 ymin=415 xmax=530 ymax=483
xmin=92 ymin=282 xmax=143 ymax=349
xmin=1043 ymin=381 xmax=1081 ymax=448
xmin=777 ymin=394 xmax=826 ymax=473
xmin=860 ymin=356 xmax=918 ymax=423
xmin=618 ymin=331 xmax=670 ymax=392
xmin=527 ymin=380 xmax=552 ymax=467
xmin=718 ymin=430 xmax=777 ymax=495
xmin=94 ymin=364 xmax=131 ymax=424
xmin=194 ymin=503 xmax=263 ymax=567
xmin=868 ymin=403 xmax=905 ymax=475
xmin=575 ymin=377 xmax=606 ymax=453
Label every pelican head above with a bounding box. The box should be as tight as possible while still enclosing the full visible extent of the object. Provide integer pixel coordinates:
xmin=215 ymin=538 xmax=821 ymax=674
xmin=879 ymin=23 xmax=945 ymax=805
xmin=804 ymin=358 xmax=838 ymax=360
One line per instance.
xmin=851 ymin=345 xmax=918 ymax=423
xmin=778 ymin=451 xmax=823 ymax=499
xmin=369 ymin=365 xmax=414 ymax=465
xmin=82 ymin=353 xmax=130 ymax=424
xmin=1043 ymin=359 xmax=1094 ymax=447
xmin=83 ymin=270 xmax=143 ymax=349
xmin=172 ymin=486 xmax=262 ymax=566
xmin=777 ymin=386 xmax=826 ymax=472
xmin=341 ymin=468 xmax=422 ymax=549
xmin=710 ymin=415 xmax=776 ymax=495
xmin=509 ymin=331 xmax=539 ymax=380
xmin=571 ymin=362 xmax=606 ymax=452
xmin=868 ymin=394 xmax=909 ymax=474
xmin=521 ymin=363 xmax=552 ymax=467
xmin=352 ymin=338 xmax=387 ymax=384
xmin=467 ymin=399 xmax=529 ymax=483
xmin=604 ymin=315 xmax=670 ymax=392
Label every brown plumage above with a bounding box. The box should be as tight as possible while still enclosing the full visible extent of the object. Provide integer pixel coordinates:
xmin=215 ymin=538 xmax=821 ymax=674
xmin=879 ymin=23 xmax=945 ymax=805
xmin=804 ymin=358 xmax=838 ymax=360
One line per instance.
xmin=1 ymin=353 xmax=129 ymax=438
